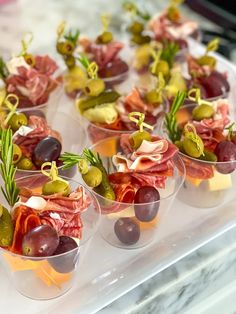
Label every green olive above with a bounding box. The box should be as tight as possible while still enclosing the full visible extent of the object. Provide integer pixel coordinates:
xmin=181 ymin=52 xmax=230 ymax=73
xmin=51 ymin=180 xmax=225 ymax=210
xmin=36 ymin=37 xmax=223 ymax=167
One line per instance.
xmin=129 ymin=130 xmax=152 ymax=150
xmin=167 ymin=7 xmax=180 ymax=22
xmin=96 ymin=31 xmax=113 ymax=44
xmin=197 ymin=56 xmax=216 ymax=69
xmin=145 ymin=90 xmax=162 ymax=105
xmin=128 ymin=21 xmax=144 ymax=34
xmin=84 ymin=79 xmax=105 ymax=97
xmin=131 ymin=34 xmax=151 ymax=45
xmin=192 ymin=104 xmax=214 ymax=121
xmin=42 ymin=180 xmax=71 ymax=196
xmin=13 ymin=144 xmax=22 ymax=164
xmin=78 ymin=159 xmax=89 ymax=175
xmin=199 ymin=150 xmax=217 ymax=162
xmin=152 ymin=60 xmax=169 ymax=77
xmin=82 ymin=166 xmax=102 ymax=188
xmin=183 ymin=135 xmax=204 ymax=158
xmin=56 ymin=40 xmax=75 ymax=56
xmin=8 ymin=113 xmax=28 ymax=132
xmin=65 ymin=55 xmax=76 ymax=68
xmin=16 ymin=157 xmax=34 ymax=170
xmin=0 ymin=205 xmax=13 ymax=247
xmin=24 ymin=54 xmax=36 ymax=67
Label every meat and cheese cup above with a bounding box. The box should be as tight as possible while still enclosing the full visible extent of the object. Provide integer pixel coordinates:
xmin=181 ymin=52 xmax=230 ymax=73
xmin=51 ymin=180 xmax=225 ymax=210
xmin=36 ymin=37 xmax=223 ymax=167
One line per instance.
xmin=0 ymin=173 xmax=101 ymax=300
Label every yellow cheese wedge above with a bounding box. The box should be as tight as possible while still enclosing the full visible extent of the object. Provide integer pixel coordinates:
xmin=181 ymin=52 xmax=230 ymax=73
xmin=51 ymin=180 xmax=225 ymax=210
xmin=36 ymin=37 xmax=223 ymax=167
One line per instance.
xmin=107 ymin=206 xmax=135 ymax=219
xmin=3 ymin=253 xmax=38 ymax=271
xmin=208 ymin=171 xmax=232 ymax=191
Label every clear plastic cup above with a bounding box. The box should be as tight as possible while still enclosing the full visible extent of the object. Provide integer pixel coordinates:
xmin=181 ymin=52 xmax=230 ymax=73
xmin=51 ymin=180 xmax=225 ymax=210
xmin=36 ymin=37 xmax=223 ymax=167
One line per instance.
xmin=161 ymin=103 xmax=236 ymax=208
xmin=0 ymin=174 xmax=101 ymax=300
xmin=89 ymin=136 xmax=185 ymax=249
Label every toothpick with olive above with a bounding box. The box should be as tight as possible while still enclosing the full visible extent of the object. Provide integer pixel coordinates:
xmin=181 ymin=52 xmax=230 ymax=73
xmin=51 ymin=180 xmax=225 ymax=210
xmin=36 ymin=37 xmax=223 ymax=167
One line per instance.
xmin=145 ymin=72 xmax=165 ymax=106
xmin=188 ymin=88 xmax=214 ymax=121
xmin=78 ymin=55 xmax=105 ymax=97
xmin=123 ymin=1 xmax=151 ymax=45
xmin=41 ymin=161 xmax=71 ymax=196
xmin=60 ymin=149 xmax=115 ymax=200
xmin=197 ymin=38 xmax=220 ymax=69
xmin=18 ymin=32 xmax=36 ymax=67
xmin=96 ymin=14 xmax=113 ymax=44
xmin=167 ymin=0 xmax=184 ymax=23
xmin=182 ymin=123 xmax=205 ymax=158
xmin=56 ymin=21 xmax=80 ymax=69
xmin=128 ymin=112 xmax=154 ymax=149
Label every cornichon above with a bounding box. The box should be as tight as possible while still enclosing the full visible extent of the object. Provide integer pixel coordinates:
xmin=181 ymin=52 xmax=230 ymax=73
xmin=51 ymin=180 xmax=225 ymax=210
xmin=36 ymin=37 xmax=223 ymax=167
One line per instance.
xmin=0 ymin=205 xmax=14 ymax=247
xmin=94 ymin=163 xmax=116 ymax=200
xmin=77 ymin=90 xmax=120 ymax=114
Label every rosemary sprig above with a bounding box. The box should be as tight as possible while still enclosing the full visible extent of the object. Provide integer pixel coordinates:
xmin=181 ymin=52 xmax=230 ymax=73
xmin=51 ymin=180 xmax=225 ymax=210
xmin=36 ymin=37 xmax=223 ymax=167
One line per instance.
xmin=161 ymin=40 xmax=179 ymax=68
xmin=60 ymin=149 xmax=102 ymax=170
xmin=59 ymin=152 xmax=83 ymax=170
xmin=83 ymin=148 xmax=103 ymax=166
xmin=0 ymin=128 xmax=19 ymax=206
xmin=0 ymin=57 xmax=9 ymax=79
xmin=77 ymin=54 xmax=90 ymax=70
xmin=164 ymin=91 xmax=186 ymax=143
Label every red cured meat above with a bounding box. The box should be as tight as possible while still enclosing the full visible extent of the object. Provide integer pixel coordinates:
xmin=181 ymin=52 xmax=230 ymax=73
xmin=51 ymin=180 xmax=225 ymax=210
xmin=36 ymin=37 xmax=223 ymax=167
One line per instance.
xmin=34 ymin=55 xmax=58 ymax=76
xmin=182 ymin=155 xmax=214 ymax=179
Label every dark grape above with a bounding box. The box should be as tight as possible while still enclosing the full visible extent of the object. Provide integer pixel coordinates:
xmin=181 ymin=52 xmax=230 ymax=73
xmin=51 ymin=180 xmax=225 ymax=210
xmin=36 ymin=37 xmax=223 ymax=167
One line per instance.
xmin=49 ymin=236 xmax=79 ymax=273
xmin=114 ymin=218 xmax=140 ymax=245
xmin=214 ymin=141 xmax=236 ymax=174
xmin=134 ymin=186 xmax=160 ymax=222
xmin=98 ymin=59 xmax=129 ymax=79
xmin=197 ymin=71 xmax=230 ymax=98
xmin=22 ymin=225 xmax=59 ymax=257
xmin=32 ymin=136 xmax=62 ymax=167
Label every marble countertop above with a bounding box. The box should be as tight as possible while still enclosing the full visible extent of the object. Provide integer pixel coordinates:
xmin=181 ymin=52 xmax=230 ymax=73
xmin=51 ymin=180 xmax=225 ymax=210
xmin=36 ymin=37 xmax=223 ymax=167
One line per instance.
xmin=0 ymin=1 xmax=236 ymax=313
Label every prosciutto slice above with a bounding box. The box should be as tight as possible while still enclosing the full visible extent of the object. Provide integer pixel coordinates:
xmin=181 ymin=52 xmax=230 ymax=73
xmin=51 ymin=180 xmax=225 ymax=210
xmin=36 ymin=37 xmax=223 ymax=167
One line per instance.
xmin=6 ymin=55 xmax=60 ymax=107
xmin=113 ymin=135 xmax=178 ymax=172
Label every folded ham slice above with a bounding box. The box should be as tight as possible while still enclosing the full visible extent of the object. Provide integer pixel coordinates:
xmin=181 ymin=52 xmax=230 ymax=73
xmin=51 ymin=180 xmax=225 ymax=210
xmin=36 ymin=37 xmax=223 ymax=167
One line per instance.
xmin=113 ymin=135 xmax=177 ymax=172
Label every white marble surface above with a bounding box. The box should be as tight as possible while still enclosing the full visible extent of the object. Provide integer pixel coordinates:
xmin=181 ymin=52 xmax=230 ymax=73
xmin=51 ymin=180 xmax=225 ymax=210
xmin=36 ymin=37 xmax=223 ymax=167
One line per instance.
xmin=0 ymin=1 xmax=236 ymax=313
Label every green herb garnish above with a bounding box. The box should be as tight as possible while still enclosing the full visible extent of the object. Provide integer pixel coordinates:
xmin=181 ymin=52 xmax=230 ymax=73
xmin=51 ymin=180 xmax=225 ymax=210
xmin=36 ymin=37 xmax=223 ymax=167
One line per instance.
xmin=0 ymin=129 xmax=19 ymax=206
xmin=164 ymin=91 xmax=186 ymax=143
xmin=59 ymin=152 xmax=83 ymax=170
xmin=0 ymin=57 xmax=9 ymax=79
xmin=161 ymin=41 xmax=179 ymax=68
xmin=64 ymin=29 xmax=80 ymax=46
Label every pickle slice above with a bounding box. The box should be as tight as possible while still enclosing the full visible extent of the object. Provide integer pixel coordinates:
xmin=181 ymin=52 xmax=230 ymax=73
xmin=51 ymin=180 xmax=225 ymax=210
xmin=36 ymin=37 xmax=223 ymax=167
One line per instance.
xmin=0 ymin=205 xmax=14 ymax=247
xmin=77 ymin=90 xmax=120 ymax=114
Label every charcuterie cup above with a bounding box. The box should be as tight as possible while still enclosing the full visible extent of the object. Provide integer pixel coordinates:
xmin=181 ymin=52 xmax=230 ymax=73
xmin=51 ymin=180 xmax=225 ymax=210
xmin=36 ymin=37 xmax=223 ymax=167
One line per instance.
xmin=89 ymin=136 xmax=185 ymax=249
xmin=4 ymin=107 xmax=88 ymax=179
xmin=0 ymin=174 xmax=101 ymax=300
xmin=162 ymin=103 xmax=236 ymax=208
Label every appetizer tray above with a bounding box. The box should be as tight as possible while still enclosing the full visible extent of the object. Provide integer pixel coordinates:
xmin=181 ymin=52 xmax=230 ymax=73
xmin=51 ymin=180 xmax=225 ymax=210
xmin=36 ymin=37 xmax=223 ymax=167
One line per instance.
xmin=1 ymin=40 xmax=236 ymax=314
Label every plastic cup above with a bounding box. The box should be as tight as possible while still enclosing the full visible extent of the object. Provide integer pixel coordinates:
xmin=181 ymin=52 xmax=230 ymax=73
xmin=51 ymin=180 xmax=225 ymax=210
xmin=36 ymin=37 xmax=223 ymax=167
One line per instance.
xmin=89 ymin=136 xmax=185 ymax=249
xmin=0 ymin=174 xmax=101 ymax=300
xmin=161 ymin=103 xmax=236 ymax=208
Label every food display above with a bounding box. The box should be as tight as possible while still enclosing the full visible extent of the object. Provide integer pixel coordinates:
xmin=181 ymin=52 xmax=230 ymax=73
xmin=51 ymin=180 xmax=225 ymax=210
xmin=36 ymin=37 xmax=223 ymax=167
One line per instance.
xmin=0 ymin=92 xmax=82 ymax=177
xmin=164 ymin=90 xmax=236 ymax=207
xmin=186 ymin=39 xmax=230 ymax=99
xmin=0 ymin=129 xmax=100 ymax=299
xmin=0 ymin=34 xmax=61 ymax=108
xmin=60 ymin=112 xmax=185 ymax=248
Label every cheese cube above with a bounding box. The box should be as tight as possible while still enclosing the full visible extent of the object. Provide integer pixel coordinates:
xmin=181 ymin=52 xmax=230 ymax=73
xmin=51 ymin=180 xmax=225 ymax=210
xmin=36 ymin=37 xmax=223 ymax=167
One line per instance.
xmin=208 ymin=171 xmax=232 ymax=191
